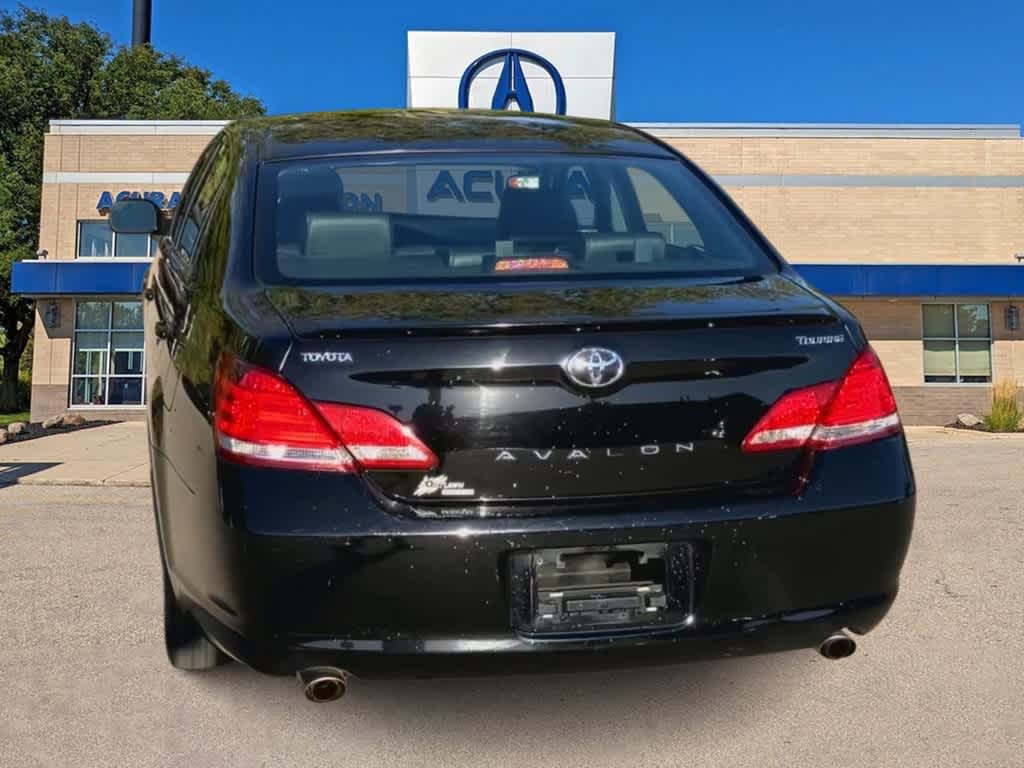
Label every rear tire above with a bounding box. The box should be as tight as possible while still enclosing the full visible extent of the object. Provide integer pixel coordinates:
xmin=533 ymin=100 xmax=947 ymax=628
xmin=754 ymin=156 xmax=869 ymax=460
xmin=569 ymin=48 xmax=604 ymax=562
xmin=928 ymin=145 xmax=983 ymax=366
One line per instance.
xmin=163 ymin=564 xmax=229 ymax=671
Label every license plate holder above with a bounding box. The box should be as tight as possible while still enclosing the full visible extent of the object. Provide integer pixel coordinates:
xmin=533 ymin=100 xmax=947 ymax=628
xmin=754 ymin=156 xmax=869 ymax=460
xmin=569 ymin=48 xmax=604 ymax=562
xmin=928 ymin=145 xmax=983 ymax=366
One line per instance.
xmin=508 ymin=542 xmax=693 ymax=636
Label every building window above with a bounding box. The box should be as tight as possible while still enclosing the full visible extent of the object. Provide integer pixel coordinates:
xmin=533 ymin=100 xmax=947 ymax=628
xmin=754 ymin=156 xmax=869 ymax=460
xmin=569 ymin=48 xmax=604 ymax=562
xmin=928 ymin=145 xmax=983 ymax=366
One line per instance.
xmin=77 ymin=221 xmax=155 ymax=258
xmin=71 ymin=301 xmax=145 ymax=406
xmin=922 ymin=303 xmax=992 ymax=384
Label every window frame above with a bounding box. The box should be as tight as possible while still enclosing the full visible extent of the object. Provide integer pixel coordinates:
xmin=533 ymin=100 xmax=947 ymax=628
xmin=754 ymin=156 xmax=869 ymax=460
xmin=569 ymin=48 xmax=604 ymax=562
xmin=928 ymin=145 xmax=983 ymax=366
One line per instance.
xmin=76 ymin=220 xmax=155 ymax=260
xmin=921 ymin=302 xmax=993 ymax=386
xmin=70 ymin=300 xmax=146 ymax=409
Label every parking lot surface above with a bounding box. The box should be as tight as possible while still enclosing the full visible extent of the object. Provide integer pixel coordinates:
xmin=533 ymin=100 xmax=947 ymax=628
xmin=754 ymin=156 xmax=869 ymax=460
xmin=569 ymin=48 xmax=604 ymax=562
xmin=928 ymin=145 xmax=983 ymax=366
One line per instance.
xmin=0 ymin=432 xmax=1021 ymax=767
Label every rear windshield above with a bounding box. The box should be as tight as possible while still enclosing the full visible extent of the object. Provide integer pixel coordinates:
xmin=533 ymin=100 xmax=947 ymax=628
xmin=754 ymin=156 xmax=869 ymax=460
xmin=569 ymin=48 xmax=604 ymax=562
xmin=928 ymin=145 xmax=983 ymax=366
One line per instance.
xmin=254 ymin=153 xmax=777 ymax=284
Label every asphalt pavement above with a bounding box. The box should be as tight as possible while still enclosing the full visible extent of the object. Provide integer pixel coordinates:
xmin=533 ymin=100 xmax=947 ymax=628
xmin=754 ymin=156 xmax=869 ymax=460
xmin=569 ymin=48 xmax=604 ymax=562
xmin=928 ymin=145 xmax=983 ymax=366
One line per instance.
xmin=0 ymin=432 xmax=1020 ymax=767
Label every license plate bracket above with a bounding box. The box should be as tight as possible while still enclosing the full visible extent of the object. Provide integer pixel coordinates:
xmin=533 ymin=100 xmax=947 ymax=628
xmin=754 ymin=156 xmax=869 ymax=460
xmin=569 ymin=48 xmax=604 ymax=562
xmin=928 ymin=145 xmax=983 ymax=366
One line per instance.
xmin=508 ymin=542 xmax=693 ymax=636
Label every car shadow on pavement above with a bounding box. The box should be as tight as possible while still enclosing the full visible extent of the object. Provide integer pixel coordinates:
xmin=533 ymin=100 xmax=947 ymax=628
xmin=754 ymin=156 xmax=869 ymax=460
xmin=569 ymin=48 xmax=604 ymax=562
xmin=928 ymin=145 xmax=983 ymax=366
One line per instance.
xmin=189 ymin=649 xmax=807 ymax=748
xmin=0 ymin=462 xmax=60 ymax=484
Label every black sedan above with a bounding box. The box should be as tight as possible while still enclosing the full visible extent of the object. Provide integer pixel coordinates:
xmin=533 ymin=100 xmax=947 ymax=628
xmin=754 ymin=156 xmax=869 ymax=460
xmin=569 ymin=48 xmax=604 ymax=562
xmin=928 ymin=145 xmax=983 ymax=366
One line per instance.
xmin=110 ymin=110 xmax=914 ymax=702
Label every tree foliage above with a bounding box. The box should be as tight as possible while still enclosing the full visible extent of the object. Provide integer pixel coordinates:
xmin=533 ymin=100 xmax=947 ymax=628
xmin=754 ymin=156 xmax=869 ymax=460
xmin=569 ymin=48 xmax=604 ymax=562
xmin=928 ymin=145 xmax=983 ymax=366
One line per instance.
xmin=0 ymin=6 xmax=264 ymax=411
xmin=91 ymin=45 xmax=264 ymax=120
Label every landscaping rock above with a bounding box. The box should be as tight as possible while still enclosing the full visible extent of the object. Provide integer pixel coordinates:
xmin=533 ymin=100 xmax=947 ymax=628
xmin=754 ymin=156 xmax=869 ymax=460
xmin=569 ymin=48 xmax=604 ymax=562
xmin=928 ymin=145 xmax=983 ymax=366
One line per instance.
xmin=61 ymin=413 xmax=87 ymax=427
xmin=6 ymin=421 xmax=29 ymax=436
xmin=0 ymin=428 xmax=7 ymax=445
xmin=42 ymin=414 xmax=64 ymax=429
xmin=956 ymin=413 xmax=982 ymax=427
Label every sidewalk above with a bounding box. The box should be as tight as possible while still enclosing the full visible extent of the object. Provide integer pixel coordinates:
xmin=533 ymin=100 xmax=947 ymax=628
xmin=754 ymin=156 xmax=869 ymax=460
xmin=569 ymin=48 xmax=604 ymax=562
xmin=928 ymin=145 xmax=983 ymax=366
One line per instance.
xmin=0 ymin=421 xmax=149 ymax=487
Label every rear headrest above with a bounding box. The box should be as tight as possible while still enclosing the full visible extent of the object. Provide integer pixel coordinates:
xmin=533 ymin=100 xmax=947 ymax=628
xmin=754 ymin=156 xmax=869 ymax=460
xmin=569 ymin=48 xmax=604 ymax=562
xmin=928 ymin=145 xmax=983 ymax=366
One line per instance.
xmin=305 ymin=214 xmax=392 ymax=262
xmin=583 ymin=233 xmax=666 ymax=265
xmin=497 ymin=188 xmax=579 ymax=240
xmin=276 ymin=169 xmax=345 ymax=245
xmin=277 ymin=168 xmax=344 ymax=200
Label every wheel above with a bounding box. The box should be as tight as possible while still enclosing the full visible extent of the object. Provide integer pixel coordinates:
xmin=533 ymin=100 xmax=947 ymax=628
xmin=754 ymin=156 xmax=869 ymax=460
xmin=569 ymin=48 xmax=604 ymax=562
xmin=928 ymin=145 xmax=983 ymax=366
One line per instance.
xmin=162 ymin=561 xmax=229 ymax=671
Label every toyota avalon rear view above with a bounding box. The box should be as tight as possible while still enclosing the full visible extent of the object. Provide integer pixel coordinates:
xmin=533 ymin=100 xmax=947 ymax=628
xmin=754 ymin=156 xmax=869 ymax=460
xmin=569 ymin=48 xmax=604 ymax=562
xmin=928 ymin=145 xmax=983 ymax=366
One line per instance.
xmin=110 ymin=110 xmax=915 ymax=702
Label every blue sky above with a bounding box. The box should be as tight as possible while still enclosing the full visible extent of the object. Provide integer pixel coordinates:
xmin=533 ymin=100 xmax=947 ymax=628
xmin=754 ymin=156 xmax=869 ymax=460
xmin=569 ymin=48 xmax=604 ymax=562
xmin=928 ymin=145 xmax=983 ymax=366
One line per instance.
xmin=20 ymin=0 xmax=1024 ymax=124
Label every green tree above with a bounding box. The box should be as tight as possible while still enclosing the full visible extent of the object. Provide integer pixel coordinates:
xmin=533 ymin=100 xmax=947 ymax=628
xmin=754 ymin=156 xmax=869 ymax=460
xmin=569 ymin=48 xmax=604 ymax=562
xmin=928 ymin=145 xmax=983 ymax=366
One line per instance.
xmin=0 ymin=6 xmax=264 ymax=411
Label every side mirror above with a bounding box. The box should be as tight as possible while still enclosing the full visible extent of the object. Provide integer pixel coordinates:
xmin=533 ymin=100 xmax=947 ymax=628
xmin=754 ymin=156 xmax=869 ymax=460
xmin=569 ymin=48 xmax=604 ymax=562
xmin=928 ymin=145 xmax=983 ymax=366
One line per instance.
xmin=109 ymin=198 xmax=161 ymax=234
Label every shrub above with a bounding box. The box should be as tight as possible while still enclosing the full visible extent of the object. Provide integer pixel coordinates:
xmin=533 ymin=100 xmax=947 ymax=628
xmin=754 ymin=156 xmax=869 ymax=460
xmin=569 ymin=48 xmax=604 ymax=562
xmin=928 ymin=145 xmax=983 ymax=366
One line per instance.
xmin=984 ymin=379 xmax=1022 ymax=432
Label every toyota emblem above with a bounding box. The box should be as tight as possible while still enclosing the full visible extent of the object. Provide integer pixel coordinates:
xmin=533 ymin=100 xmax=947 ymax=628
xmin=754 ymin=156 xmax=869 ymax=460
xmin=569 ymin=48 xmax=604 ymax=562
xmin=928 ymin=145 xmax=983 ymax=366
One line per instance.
xmin=564 ymin=348 xmax=625 ymax=389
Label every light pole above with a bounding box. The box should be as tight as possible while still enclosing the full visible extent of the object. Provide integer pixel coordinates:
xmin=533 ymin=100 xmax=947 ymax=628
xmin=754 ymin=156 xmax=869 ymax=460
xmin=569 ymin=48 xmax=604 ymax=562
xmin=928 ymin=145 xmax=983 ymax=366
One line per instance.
xmin=132 ymin=0 xmax=152 ymax=47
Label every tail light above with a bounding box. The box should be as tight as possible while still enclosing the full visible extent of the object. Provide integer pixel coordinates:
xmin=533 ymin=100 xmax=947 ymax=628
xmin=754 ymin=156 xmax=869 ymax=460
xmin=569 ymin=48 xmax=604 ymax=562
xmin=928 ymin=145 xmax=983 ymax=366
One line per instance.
xmin=213 ymin=355 xmax=437 ymax=472
xmin=742 ymin=347 xmax=901 ymax=453
xmin=314 ymin=402 xmax=438 ymax=470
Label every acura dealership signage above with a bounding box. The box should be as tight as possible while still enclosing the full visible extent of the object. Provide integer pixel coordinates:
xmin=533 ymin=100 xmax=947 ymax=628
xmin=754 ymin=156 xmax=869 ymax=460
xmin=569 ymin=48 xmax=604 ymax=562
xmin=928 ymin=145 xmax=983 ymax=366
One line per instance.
xmin=96 ymin=190 xmax=180 ymax=214
xmin=457 ymin=49 xmax=567 ymax=115
xmin=407 ymin=31 xmax=615 ymax=119
xmin=333 ymin=164 xmax=594 ymax=218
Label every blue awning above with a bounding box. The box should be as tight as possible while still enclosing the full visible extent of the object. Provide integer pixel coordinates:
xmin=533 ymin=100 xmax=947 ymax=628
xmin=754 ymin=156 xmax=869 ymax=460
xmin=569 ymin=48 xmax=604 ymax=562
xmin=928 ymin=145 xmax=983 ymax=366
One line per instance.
xmin=11 ymin=259 xmax=1024 ymax=298
xmin=794 ymin=263 xmax=1024 ymax=297
xmin=12 ymin=260 xmax=149 ymax=296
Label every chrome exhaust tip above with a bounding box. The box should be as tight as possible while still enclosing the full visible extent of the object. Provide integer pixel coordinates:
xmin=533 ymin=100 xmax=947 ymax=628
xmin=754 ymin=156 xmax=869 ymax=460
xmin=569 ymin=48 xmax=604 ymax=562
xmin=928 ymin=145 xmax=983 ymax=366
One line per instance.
xmin=818 ymin=631 xmax=857 ymax=660
xmin=297 ymin=667 xmax=349 ymax=703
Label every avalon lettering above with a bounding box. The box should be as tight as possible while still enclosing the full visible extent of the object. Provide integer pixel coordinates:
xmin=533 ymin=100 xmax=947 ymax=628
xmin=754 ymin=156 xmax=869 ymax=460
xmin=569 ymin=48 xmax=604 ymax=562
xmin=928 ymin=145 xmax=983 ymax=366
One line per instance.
xmin=495 ymin=443 xmax=695 ymax=462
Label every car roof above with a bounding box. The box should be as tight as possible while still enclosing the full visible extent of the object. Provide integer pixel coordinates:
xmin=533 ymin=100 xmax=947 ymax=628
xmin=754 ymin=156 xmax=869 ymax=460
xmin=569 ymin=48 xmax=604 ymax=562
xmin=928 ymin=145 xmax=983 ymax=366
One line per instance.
xmin=229 ymin=109 xmax=677 ymax=162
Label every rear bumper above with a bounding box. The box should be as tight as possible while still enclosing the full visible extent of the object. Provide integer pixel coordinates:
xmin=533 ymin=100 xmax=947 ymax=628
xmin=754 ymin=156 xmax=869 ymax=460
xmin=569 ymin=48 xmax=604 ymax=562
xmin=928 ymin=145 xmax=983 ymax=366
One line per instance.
xmin=194 ymin=592 xmax=896 ymax=678
xmin=165 ymin=437 xmax=916 ymax=677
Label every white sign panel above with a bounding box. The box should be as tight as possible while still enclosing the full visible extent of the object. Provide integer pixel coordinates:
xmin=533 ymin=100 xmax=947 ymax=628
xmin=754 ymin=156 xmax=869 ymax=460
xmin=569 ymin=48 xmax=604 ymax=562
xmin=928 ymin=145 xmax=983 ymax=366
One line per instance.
xmin=407 ymin=31 xmax=616 ymax=119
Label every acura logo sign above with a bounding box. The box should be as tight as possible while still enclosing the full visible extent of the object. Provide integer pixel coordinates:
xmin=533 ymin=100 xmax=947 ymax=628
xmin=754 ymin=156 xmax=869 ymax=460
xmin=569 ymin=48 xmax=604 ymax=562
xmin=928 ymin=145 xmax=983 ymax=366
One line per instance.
xmin=458 ymin=48 xmax=568 ymax=115
xmin=564 ymin=348 xmax=625 ymax=389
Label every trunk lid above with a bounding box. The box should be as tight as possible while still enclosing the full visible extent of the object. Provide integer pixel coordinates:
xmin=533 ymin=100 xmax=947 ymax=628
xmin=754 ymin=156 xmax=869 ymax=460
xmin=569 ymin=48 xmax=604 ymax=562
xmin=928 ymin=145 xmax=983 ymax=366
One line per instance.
xmin=269 ymin=275 xmax=856 ymax=506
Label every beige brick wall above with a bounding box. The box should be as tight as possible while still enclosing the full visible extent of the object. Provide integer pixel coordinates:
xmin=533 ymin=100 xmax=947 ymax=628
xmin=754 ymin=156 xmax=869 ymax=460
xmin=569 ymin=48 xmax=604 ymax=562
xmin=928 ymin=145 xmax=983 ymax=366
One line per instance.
xmin=60 ymin=135 xmax=81 ymax=171
xmin=730 ymin=187 xmax=1024 ymax=265
xmin=666 ymin=136 xmax=1024 ymax=266
xmin=992 ymin=301 xmax=1024 ymax=385
xmin=44 ymin=134 xmax=214 ymax=174
xmin=29 ymin=385 xmax=68 ymax=423
xmin=56 ymin=185 xmax=82 ymax=261
xmin=30 ymin=300 xmax=73 ymax=388
xmin=666 ymin=137 xmax=1024 ymax=176
xmin=42 ymin=134 xmax=61 ymax=172
xmin=894 ymin=387 xmax=996 ymax=426
xmin=29 ymin=300 xmax=74 ymax=422
xmin=37 ymin=184 xmax=59 ymax=258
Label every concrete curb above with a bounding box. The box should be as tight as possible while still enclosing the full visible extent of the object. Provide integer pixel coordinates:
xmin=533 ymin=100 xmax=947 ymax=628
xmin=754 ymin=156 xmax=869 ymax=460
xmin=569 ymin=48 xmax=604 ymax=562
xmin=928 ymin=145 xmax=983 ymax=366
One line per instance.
xmin=0 ymin=478 xmax=150 ymax=488
xmin=904 ymin=426 xmax=1024 ymax=439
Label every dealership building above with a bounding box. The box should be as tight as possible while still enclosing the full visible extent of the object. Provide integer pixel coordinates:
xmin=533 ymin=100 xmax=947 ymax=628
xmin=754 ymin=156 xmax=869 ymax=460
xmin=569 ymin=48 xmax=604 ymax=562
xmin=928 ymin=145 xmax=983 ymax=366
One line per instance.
xmin=13 ymin=31 xmax=1024 ymax=424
